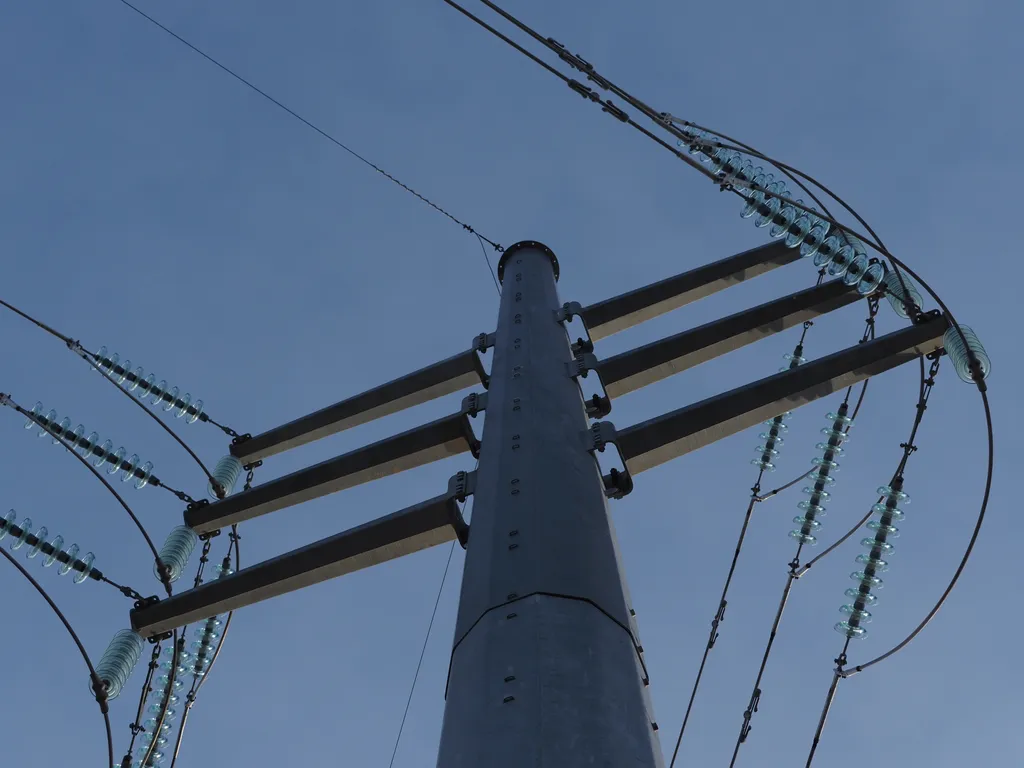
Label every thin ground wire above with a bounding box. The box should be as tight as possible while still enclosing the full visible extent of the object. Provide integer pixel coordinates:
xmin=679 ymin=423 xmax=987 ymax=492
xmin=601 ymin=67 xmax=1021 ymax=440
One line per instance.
xmin=477 ymin=234 xmax=502 ymax=295
xmin=667 ymin=471 xmax=763 ymax=768
xmin=0 ymin=545 xmax=115 ymax=768
xmin=114 ymin=0 xmax=505 ymax=265
xmin=389 ymin=536 xmax=460 ymax=768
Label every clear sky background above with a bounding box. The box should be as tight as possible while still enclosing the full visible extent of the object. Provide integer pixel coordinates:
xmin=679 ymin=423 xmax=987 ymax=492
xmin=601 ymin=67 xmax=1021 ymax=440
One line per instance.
xmin=1 ymin=1 xmax=1020 ymax=766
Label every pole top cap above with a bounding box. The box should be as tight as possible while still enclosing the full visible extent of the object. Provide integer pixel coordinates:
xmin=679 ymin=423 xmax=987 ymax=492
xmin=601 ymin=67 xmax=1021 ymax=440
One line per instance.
xmin=497 ymin=241 xmax=560 ymax=283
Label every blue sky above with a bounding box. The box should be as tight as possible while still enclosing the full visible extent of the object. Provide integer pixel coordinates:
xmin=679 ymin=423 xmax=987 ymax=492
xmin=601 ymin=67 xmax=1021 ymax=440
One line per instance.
xmin=1 ymin=1 xmax=1020 ymax=765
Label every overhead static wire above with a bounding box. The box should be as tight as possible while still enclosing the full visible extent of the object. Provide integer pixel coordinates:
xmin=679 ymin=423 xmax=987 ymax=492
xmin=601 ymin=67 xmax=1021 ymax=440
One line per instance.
xmin=112 ymin=0 xmax=505 ymax=281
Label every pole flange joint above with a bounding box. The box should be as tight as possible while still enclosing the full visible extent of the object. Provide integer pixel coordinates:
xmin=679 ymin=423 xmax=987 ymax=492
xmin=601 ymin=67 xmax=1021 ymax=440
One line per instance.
xmin=496 ymin=240 xmax=560 ymax=283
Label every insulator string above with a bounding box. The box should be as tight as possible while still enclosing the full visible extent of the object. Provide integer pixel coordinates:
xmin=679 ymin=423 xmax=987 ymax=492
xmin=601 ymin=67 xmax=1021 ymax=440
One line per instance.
xmin=0 ymin=298 xmax=240 ymax=475
xmin=0 ymin=394 xmax=171 ymax=595
xmin=75 ymin=345 xmax=219 ymax=485
xmin=669 ymin=330 xmax=813 ymax=766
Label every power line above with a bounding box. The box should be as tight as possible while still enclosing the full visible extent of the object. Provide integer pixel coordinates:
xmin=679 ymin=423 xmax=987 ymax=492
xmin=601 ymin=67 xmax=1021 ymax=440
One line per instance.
xmin=388 ymin=537 xmax=459 ymax=767
xmin=111 ymin=0 xmax=504 ymax=273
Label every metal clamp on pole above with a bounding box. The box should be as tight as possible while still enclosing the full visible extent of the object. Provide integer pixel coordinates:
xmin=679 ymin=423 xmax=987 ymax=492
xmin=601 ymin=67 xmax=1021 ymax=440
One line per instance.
xmin=473 ymin=332 xmax=496 ymax=353
xmin=461 ymin=391 xmax=488 ymax=418
xmin=555 ymin=300 xmax=597 ymax=357
xmin=446 ymin=471 xmax=476 ymax=548
xmin=586 ymin=421 xmax=634 ymax=499
xmin=567 ymin=354 xmax=612 ymax=419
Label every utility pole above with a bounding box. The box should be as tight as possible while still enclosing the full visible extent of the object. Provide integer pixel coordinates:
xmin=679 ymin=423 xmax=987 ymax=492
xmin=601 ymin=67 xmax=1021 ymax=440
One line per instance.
xmin=436 ymin=242 xmax=661 ymax=766
xmin=129 ymin=239 xmax=948 ymax=765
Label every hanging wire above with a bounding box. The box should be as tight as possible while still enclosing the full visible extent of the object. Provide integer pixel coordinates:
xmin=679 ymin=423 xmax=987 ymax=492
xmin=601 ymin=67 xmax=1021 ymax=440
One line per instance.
xmin=170 ymin=473 xmax=247 ymax=768
xmin=388 ymin=488 xmax=471 ymax=768
xmin=724 ymin=308 xmax=881 ymax=768
xmin=112 ymin=0 xmax=504 ymax=268
xmin=0 ymin=545 xmax=115 ymax=767
xmin=668 ymin=299 xmax=874 ymax=766
xmin=803 ymin=355 xmax=981 ymax=766
xmin=476 ymin=234 xmax=502 ymax=296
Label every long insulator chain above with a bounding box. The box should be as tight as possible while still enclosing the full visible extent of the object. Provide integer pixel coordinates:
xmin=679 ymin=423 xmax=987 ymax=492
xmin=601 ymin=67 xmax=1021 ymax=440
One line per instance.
xmin=78 ymin=345 xmax=242 ymax=438
xmin=805 ymin=356 xmax=942 ymax=767
xmin=191 ymin=556 xmax=234 ymax=679
xmin=131 ymin=644 xmax=189 ymax=767
xmin=0 ymin=509 xmax=100 ymax=583
xmin=833 ymin=358 xmax=940 ymax=640
xmin=789 ymin=404 xmax=853 ymax=548
xmin=20 ymin=401 xmax=156 ymax=489
xmin=834 ymin=477 xmax=908 ymax=639
xmin=752 ymin=345 xmax=805 ymax=472
xmin=674 ymin=129 xmax=882 ymax=296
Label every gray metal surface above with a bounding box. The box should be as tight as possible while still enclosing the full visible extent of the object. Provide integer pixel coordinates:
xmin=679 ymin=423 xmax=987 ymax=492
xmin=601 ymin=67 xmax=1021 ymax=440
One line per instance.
xmin=437 ymin=242 xmax=663 ymax=767
xmin=232 ymin=349 xmax=486 ymax=464
xmin=599 ymin=278 xmax=860 ymax=397
xmin=616 ymin=313 xmax=948 ymax=475
xmin=186 ymin=411 xmax=478 ymax=534
xmin=132 ymin=486 xmax=467 ymax=638
xmin=581 ymin=240 xmax=800 ymax=340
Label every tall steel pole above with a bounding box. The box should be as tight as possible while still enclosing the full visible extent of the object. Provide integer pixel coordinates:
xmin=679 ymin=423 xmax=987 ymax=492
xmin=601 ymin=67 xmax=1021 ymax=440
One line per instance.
xmin=436 ymin=242 xmax=663 ymax=767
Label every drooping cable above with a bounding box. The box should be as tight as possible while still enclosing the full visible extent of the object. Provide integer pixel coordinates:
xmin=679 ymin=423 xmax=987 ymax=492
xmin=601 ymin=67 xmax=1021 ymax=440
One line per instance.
xmin=0 ymin=545 xmax=115 ymax=768
xmin=112 ymin=0 xmax=505 ymax=270
xmin=0 ymin=394 xmax=171 ymax=592
xmin=725 ymin=307 xmax=880 ymax=768
xmin=388 ymin=504 xmax=465 ymax=768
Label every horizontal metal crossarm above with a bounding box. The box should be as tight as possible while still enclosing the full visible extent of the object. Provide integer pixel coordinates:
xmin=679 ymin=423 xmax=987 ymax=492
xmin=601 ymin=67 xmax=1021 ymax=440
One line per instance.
xmin=613 ymin=314 xmax=948 ymax=474
xmin=597 ymin=278 xmax=860 ymax=397
xmin=187 ymin=410 xmax=480 ymax=533
xmin=132 ymin=473 xmax=476 ymax=638
xmin=232 ymin=349 xmax=487 ymax=465
xmin=580 ymin=241 xmax=800 ymax=341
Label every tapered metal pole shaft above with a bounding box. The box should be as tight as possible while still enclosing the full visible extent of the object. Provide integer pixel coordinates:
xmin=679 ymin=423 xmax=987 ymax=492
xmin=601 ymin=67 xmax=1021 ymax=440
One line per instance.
xmin=436 ymin=241 xmax=663 ymax=767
